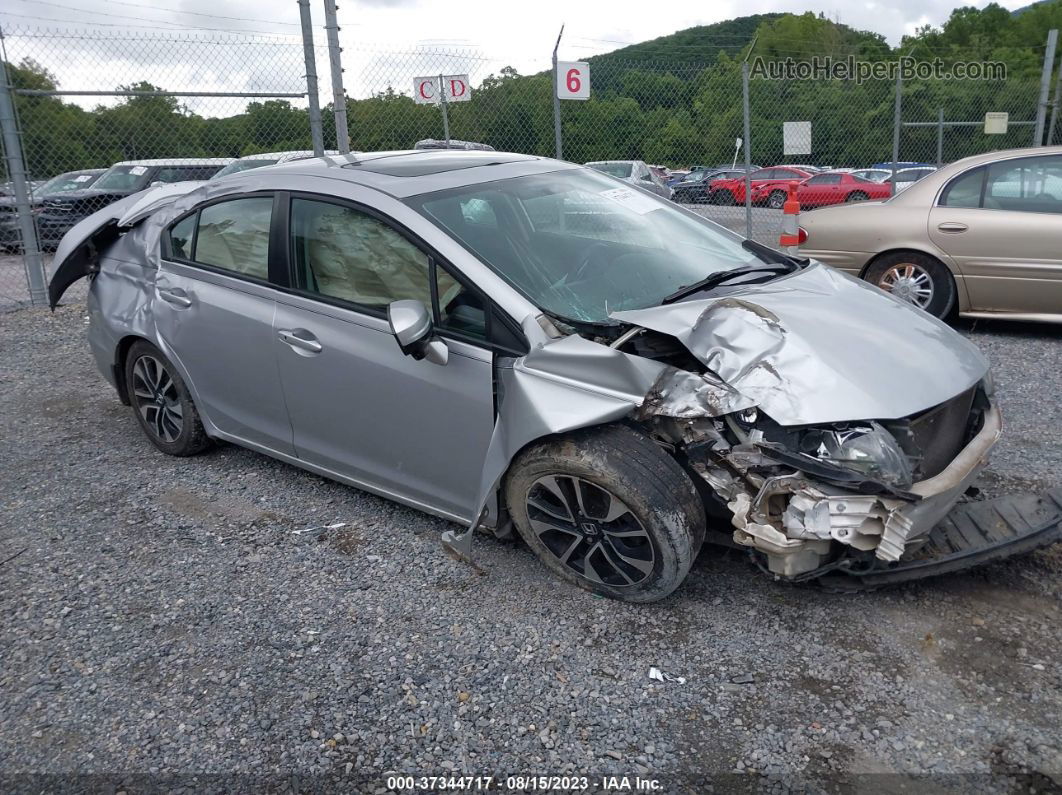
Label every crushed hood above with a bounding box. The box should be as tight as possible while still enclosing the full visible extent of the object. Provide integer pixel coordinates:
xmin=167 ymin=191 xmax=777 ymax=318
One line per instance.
xmin=612 ymin=264 xmax=989 ymax=426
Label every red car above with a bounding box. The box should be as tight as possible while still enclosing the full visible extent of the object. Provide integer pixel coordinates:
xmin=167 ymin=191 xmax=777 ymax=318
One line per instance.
xmin=707 ymin=166 xmax=814 ymax=207
xmin=796 ymin=171 xmax=892 ymax=208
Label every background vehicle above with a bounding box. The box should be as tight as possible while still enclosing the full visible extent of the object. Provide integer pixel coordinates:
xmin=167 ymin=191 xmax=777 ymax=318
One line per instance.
xmin=48 ymin=150 xmax=1051 ymax=602
xmin=672 ymin=168 xmax=750 ymax=204
xmin=796 ymin=171 xmax=892 ymax=208
xmin=414 ymin=139 xmax=495 ymax=151
xmin=584 ymin=160 xmax=673 ymax=199
xmin=850 ymin=168 xmax=892 ymax=182
xmin=36 ymin=158 xmax=232 ymax=247
xmin=211 ymin=150 xmax=341 ymax=179
xmin=708 ymin=166 xmax=813 ymax=207
xmin=799 ymin=146 xmax=1062 ymax=322
xmin=0 ymin=168 xmax=105 ymax=251
xmin=892 ymin=167 xmax=938 ymax=193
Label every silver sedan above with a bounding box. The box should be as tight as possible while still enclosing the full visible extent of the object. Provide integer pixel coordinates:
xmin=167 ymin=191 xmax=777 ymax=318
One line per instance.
xmin=49 ymin=151 xmax=1059 ymax=601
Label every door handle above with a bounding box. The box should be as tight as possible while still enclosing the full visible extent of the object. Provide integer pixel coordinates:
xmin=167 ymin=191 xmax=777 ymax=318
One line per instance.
xmin=936 ymin=222 xmax=968 ymax=233
xmin=277 ymin=328 xmax=323 ymax=354
xmin=158 ymin=287 xmax=192 ymax=308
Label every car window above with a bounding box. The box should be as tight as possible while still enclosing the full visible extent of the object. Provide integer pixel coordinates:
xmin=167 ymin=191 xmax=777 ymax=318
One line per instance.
xmin=157 ymin=166 xmax=218 ymax=183
xmin=435 ymin=267 xmax=486 ymax=340
xmin=806 ymin=174 xmax=839 ymax=185
xmin=940 ymin=167 xmax=984 ymax=208
xmin=194 ymin=197 xmax=272 ymax=279
xmin=93 ymin=165 xmax=150 ymax=192
xmin=752 ymin=169 xmax=774 ymax=180
xmin=168 ymin=213 xmax=197 ymax=260
xmin=775 ymin=169 xmax=799 ymax=179
xmin=852 ymin=174 xmax=875 ymax=184
xmin=588 ymin=162 xmax=633 ymax=179
xmin=983 ymin=156 xmax=1062 ymax=214
xmin=290 ymin=198 xmax=432 ymax=310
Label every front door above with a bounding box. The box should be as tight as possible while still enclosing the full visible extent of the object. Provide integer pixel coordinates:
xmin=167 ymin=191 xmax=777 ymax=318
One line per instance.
xmin=272 ymin=196 xmax=495 ymax=520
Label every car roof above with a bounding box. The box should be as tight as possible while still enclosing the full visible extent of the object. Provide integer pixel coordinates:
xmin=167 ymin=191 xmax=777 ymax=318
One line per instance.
xmin=266 ymin=149 xmax=575 ymax=198
xmin=111 ymin=158 xmax=234 ymax=167
xmin=231 ymin=150 xmax=342 ymax=163
xmin=585 ymin=160 xmax=643 ymax=166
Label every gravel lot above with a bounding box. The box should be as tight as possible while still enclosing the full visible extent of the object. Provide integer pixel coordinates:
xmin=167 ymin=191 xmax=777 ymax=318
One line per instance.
xmin=1 ymin=304 xmax=1061 ymax=792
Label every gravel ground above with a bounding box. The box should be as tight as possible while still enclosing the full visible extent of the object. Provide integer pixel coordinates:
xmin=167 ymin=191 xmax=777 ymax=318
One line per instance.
xmin=1 ymin=305 xmax=1060 ymax=793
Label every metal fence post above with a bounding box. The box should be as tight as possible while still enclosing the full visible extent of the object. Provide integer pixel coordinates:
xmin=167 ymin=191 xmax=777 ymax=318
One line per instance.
xmin=297 ymin=0 xmax=325 ymax=157
xmin=552 ymin=25 xmax=564 ymax=160
xmin=322 ymin=0 xmax=350 ymax=154
xmin=741 ymin=61 xmax=752 ymax=241
xmin=936 ymin=107 xmax=944 ymax=166
xmin=0 ymin=49 xmax=47 ymax=306
xmin=1049 ymin=59 xmax=1062 ymax=146
xmin=890 ymin=69 xmax=902 ymax=195
xmin=438 ymin=74 xmax=450 ymax=146
xmin=1034 ymin=29 xmax=1058 ymax=146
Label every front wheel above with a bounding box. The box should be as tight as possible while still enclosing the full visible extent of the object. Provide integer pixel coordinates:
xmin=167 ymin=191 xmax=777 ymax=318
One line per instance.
xmin=505 ymin=425 xmax=706 ymax=603
xmin=767 ymin=190 xmax=786 ymax=209
xmin=863 ymin=252 xmax=956 ymax=319
xmin=713 ymin=190 xmax=736 ymax=206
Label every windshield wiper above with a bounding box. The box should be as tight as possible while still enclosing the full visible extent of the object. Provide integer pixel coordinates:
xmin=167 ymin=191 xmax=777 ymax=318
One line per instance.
xmin=660 ymin=241 xmax=808 ymax=305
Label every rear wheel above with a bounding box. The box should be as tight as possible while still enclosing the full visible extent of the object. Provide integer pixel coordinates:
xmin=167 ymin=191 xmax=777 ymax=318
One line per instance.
xmin=864 ymin=252 xmax=956 ymax=319
xmin=124 ymin=340 xmax=211 ymax=456
xmin=846 ymin=191 xmax=869 ymax=203
xmin=505 ymin=424 xmax=705 ymax=603
xmin=767 ymin=190 xmax=786 ymax=209
xmin=713 ymin=190 xmax=736 ymax=206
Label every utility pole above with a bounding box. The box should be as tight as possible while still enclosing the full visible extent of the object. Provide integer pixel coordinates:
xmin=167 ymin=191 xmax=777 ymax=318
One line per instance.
xmin=297 ymin=0 xmax=324 ymax=156
xmin=322 ymin=0 xmax=350 ymax=154
xmin=552 ymin=24 xmax=564 ymax=160
xmin=1033 ymin=29 xmax=1058 ymax=146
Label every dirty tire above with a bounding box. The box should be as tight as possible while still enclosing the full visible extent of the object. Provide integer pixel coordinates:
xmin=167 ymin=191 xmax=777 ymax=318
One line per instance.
xmin=505 ymin=424 xmax=706 ymax=603
xmin=767 ymin=190 xmax=786 ymax=209
xmin=863 ymin=251 xmax=956 ymax=319
xmin=124 ymin=340 xmax=212 ymax=457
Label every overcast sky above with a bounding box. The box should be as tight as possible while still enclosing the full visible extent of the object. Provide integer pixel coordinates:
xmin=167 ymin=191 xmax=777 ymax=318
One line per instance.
xmin=0 ymin=0 xmax=1035 ymax=109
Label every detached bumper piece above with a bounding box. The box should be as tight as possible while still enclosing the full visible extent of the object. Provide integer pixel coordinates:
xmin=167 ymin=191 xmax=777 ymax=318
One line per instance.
xmin=815 ymin=488 xmax=1062 ymax=592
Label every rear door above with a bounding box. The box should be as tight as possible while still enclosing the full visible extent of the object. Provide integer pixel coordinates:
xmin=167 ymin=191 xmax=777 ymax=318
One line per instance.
xmin=929 ymin=154 xmax=1062 ymax=314
xmin=154 ymin=194 xmax=294 ymax=453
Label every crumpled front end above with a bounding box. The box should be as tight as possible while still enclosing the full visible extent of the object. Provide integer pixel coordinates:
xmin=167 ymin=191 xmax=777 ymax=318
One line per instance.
xmin=648 ymin=391 xmax=1001 ymax=578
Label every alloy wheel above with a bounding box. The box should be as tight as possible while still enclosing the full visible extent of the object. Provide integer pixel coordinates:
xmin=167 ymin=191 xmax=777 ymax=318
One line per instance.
xmin=131 ymin=355 xmax=184 ymax=443
xmin=525 ymin=475 xmax=655 ymax=588
xmin=877 ymin=263 xmax=935 ymax=308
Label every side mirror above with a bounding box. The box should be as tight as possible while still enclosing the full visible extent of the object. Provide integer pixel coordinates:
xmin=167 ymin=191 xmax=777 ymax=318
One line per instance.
xmin=387 ymin=299 xmax=448 ymax=366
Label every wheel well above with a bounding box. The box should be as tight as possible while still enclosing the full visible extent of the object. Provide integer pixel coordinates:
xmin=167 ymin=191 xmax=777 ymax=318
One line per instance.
xmin=113 ymin=335 xmax=149 ymax=405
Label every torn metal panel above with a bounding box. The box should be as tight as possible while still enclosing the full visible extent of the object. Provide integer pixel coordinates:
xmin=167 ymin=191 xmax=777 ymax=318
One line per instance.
xmin=443 ymin=328 xmax=673 ymax=559
xmin=613 ymin=264 xmax=990 ymax=426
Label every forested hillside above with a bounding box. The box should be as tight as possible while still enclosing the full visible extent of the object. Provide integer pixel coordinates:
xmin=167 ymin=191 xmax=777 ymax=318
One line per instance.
xmin=6 ymin=1 xmax=1062 ymax=179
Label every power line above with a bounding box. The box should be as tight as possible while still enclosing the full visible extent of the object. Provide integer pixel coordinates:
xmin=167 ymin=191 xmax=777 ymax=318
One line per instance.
xmin=95 ymin=0 xmax=303 ymax=28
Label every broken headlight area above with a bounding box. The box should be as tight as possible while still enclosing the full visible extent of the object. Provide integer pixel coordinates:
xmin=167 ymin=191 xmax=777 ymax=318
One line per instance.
xmin=645 ymin=382 xmax=994 ymax=579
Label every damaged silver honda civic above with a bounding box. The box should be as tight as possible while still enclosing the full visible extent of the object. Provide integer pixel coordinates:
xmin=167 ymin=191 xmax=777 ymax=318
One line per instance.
xmin=49 ymin=150 xmax=1061 ymax=602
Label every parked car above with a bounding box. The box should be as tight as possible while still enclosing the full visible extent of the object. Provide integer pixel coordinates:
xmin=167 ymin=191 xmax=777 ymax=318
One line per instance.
xmin=799 ymin=146 xmax=1062 ymax=322
xmin=666 ymin=169 xmax=690 ymax=186
xmin=707 ymin=166 xmax=814 ymax=207
xmin=871 ymin=161 xmax=936 ymax=171
xmin=672 ymin=168 xmax=750 ymax=204
xmin=796 ymin=171 xmax=892 ymax=208
xmin=37 ymin=158 xmax=232 ymax=248
xmin=584 ymin=160 xmax=673 ymax=200
xmin=850 ymin=168 xmax=892 ymax=182
xmin=211 ymin=150 xmax=340 ymax=179
xmin=0 ymin=168 xmax=105 ymax=251
xmin=48 ymin=150 xmax=1058 ymax=601
xmin=891 ymin=167 xmax=938 ymax=193
xmin=414 ymin=139 xmax=495 ymax=151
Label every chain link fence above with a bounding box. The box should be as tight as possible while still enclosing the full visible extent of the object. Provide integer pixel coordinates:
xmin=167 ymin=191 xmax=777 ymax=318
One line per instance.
xmin=1 ymin=22 xmax=1056 ymax=309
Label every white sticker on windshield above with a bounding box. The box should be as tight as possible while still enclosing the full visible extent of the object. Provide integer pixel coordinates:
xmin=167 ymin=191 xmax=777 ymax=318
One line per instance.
xmin=129 ymin=166 xmax=148 ymax=176
xmin=600 ymin=186 xmax=660 ymax=215
xmin=73 ymin=175 xmax=92 ymax=182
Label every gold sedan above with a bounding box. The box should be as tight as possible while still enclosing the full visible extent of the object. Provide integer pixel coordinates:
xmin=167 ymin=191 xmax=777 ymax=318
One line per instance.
xmin=798 ymin=145 xmax=1062 ymax=322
